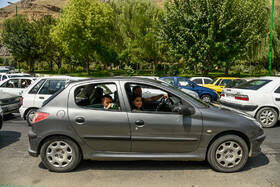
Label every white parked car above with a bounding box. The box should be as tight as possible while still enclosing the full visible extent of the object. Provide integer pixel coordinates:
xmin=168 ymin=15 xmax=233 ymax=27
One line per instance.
xmin=20 ymin=76 xmax=86 ymax=125
xmin=190 ymin=77 xmax=212 ymax=86
xmin=0 ymin=72 xmax=33 ymax=82
xmin=219 ymin=76 xmax=280 ymax=128
xmin=0 ymin=77 xmax=36 ymax=96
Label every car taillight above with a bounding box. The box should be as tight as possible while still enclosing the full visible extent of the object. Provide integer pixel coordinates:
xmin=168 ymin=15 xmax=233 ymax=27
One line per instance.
xmin=221 ymin=93 xmax=225 ymax=97
xmin=32 ymin=112 xmax=49 ymax=123
xmin=21 ymin=97 xmax=24 ymax=106
xmin=235 ymin=95 xmax=249 ymax=101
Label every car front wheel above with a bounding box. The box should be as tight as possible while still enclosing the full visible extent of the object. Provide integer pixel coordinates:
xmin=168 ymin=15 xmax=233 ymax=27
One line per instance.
xmin=40 ymin=136 xmax=82 ymax=172
xmin=256 ymin=107 xmax=278 ymax=128
xmin=207 ymin=135 xmax=248 ymax=173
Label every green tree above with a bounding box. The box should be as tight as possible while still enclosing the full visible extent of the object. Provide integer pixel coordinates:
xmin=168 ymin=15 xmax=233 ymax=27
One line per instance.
xmin=1 ymin=15 xmax=38 ymax=73
xmin=110 ymin=0 xmax=161 ymax=73
xmin=159 ymin=0 xmax=269 ymax=76
xmin=51 ymin=0 xmax=114 ymax=75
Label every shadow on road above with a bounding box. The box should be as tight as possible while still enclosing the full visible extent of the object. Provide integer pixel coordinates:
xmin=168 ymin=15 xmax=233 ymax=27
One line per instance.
xmin=241 ymin=153 xmax=269 ymax=172
xmin=0 ymin=130 xmax=21 ymax=149
xmin=38 ymin=153 xmax=270 ymax=172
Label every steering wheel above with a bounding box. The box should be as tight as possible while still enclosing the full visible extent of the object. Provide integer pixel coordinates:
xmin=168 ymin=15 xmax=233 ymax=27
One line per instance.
xmin=156 ymin=97 xmax=173 ymax=112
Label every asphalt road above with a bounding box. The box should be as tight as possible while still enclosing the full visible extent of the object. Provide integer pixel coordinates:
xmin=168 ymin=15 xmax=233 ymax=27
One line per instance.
xmin=0 ymin=114 xmax=279 ymax=187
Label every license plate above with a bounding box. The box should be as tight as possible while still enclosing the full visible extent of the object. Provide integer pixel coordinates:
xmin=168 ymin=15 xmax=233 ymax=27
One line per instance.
xmin=7 ymin=103 xmax=19 ymax=111
xmin=226 ymin=93 xmax=235 ymax=98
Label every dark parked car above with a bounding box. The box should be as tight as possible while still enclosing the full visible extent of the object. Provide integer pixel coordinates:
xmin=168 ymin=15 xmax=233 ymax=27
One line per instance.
xmin=0 ymin=91 xmax=21 ymax=115
xmin=161 ymin=76 xmax=218 ymax=102
xmin=0 ymin=106 xmax=3 ymax=129
xmin=28 ymin=77 xmax=265 ymax=173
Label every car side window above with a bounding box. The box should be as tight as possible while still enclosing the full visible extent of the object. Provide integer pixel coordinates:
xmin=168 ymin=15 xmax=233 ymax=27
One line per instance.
xmin=177 ymin=78 xmax=191 ymax=87
xmin=204 ymin=79 xmax=211 ymax=84
xmin=21 ymin=79 xmax=32 ymax=88
xmin=75 ymin=83 xmax=121 ymax=110
xmin=193 ymin=78 xmax=202 ymax=85
xmin=126 ymin=83 xmax=182 ymax=113
xmin=274 ymin=86 xmax=280 ymax=94
xmin=39 ymin=80 xmax=66 ymax=95
xmin=29 ymin=79 xmax=46 ymax=94
xmin=1 ymin=79 xmax=19 ymax=88
xmin=162 ymin=78 xmax=175 ymax=86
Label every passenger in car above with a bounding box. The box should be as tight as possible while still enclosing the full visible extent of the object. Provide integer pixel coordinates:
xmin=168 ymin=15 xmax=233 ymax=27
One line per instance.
xmin=132 ymin=86 xmax=168 ymax=102
xmin=101 ymin=94 xmax=114 ymax=109
xmin=90 ymin=87 xmax=104 ymax=105
xmin=131 ymin=94 xmax=143 ymax=111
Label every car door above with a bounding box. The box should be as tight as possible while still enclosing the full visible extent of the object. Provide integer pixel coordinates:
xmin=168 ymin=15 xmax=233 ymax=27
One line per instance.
xmin=124 ymin=82 xmax=203 ymax=153
xmin=272 ymin=84 xmax=280 ymax=108
xmin=34 ymin=79 xmax=66 ymax=107
xmin=68 ymin=81 xmax=131 ymax=152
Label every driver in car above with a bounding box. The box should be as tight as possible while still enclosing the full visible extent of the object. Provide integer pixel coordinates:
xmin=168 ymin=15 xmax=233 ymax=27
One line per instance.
xmin=132 ymin=86 xmax=168 ymax=102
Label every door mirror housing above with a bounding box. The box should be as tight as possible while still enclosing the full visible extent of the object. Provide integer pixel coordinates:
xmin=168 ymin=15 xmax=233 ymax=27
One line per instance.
xmin=178 ymin=105 xmax=192 ymax=116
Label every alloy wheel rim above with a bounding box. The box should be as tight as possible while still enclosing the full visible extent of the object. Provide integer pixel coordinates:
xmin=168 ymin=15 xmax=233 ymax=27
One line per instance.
xmin=46 ymin=141 xmax=73 ymax=168
xmin=202 ymin=96 xmax=211 ymax=103
xmin=28 ymin=111 xmax=35 ymax=123
xmin=260 ymin=110 xmax=275 ymax=126
xmin=215 ymin=141 xmax=243 ymax=168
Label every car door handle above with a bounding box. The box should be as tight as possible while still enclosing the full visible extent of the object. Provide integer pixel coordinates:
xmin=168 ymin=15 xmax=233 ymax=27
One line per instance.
xmin=39 ymin=97 xmax=44 ymax=99
xmin=275 ymin=98 xmax=280 ymax=101
xmin=135 ymin=119 xmax=145 ymax=127
xmin=75 ymin=117 xmax=85 ymax=123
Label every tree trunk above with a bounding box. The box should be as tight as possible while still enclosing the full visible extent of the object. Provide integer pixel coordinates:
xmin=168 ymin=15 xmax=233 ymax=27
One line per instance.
xmin=85 ymin=54 xmax=90 ymax=75
xmin=110 ymin=63 xmax=114 ymax=76
xmin=225 ymin=67 xmax=229 ymax=76
xmin=201 ymin=69 xmax=209 ymax=77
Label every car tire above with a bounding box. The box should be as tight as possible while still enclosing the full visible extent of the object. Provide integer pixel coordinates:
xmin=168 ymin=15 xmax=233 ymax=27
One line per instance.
xmin=207 ymin=135 xmax=248 ymax=173
xmin=40 ymin=136 xmax=82 ymax=172
xmin=256 ymin=107 xmax=278 ymax=128
xmin=201 ymin=94 xmax=212 ymax=103
xmin=26 ymin=108 xmax=37 ymax=126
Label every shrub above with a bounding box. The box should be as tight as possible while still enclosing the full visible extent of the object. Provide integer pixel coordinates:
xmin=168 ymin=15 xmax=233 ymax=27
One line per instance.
xmin=58 ymin=67 xmax=68 ymax=75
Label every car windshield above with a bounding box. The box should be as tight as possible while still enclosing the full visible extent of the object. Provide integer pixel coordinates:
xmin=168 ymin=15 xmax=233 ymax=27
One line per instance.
xmin=159 ymin=82 xmax=208 ymax=107
xmin=225 ymin=79 xmax=246 ymax=88
xmin=235 ymin=79 xmax=271 ymax=90
xmin=208 ymin=78 xmax=217 ymax=84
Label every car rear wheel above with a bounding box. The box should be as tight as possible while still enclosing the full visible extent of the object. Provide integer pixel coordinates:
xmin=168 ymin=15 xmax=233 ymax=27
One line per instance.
xmin=26 ymin=108 xmax=37 ymax=126
xmin=40 ymin=136 xmax=82 ymax=172
xmin=256 ymin=107 xmax=278 ymax=128
xmin=207 ymin=135 xmax=248 ymax=173
xmin=201 ymin=94 xmax=212 ymax=103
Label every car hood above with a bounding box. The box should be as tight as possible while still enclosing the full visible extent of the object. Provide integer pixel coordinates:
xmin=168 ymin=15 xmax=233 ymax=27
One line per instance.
xmin=0 ymin=91 xmax=18 ymax=99
xmin=211 ymin=104 xmax=255 ymax=121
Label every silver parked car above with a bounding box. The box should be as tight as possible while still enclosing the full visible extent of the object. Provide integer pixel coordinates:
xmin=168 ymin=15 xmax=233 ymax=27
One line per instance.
xmin=28 ymin=77 xmax=265 ymax=173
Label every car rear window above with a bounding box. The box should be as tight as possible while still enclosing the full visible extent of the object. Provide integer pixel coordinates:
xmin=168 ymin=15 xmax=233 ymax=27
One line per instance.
xmin=235 ymin=79 xmax=271 ymax=90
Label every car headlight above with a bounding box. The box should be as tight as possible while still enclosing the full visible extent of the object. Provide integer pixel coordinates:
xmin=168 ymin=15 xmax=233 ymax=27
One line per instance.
xmin=15 ymin=97 xmax=21 ymax=102
xmin=253 ymin=120 xmax=263 ymax=129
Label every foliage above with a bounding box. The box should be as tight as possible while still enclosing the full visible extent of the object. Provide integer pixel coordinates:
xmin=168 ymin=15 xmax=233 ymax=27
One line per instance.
xmin=51 ymin=0 xmax=114 ymax=75
xmin=1 ymin=15 xmax=38 ymax=72
xmin=159 ymin=0 xmax=269 ymax=76
xmin=58 ymin=66 xmax=68 ymax=74
xmin=110 ymin=0 xmax=162 ymax=72
xmin=124 ymin=65 xmax=135 ymax=76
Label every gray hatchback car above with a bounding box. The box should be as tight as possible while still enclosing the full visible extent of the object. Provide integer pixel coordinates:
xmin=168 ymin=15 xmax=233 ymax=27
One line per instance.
xmin=28 ymin=77 xmax=265 ymax=173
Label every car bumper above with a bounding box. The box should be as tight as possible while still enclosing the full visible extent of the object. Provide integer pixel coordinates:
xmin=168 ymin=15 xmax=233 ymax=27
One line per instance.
xmin=28 ymin=130 xmax=41 ymax=157
xmin=250 ymin=132 xmax=266 ymax=157
xmin=219 ymin=100 xmax=258 ymax=112
xmin=19 ymin=106 xmax=27 ymax=119
xmin=1 ymin=102 xmax=21 ymax=115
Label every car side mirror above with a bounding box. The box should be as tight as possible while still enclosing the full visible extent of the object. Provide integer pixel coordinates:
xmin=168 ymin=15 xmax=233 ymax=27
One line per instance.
xmin=178 ymin=105 xmax=192 ymax=116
